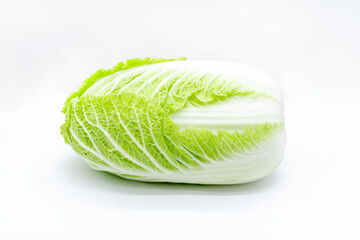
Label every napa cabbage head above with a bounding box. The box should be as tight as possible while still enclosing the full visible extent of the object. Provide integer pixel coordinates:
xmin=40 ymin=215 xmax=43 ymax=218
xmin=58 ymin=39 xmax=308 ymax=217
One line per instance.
xmin=61 ymin=58 xmax=286 ymax=184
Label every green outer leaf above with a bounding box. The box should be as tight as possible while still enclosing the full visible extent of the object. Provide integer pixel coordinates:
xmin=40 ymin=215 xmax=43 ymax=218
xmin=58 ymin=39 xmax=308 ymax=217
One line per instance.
xmin=61 ymin=92 xmax=282 ymax=175
xmin=62 ymin=57 xmax=186 ymax=112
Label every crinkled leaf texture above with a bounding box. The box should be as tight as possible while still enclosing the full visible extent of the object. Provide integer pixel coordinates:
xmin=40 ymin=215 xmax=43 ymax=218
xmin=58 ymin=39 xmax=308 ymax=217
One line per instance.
xmin=61 ymin=58 xmax=286 ymax=184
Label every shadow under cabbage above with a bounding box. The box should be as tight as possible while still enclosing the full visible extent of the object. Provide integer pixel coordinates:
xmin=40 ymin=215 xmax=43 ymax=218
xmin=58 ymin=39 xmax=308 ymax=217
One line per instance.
xmin=66 ymin=156 xmax=279 ymax=196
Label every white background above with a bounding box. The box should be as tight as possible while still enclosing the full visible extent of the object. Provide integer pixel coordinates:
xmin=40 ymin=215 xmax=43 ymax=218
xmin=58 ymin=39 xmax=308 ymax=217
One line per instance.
xmin=0 ymin=0 xmax=359 ymax=239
